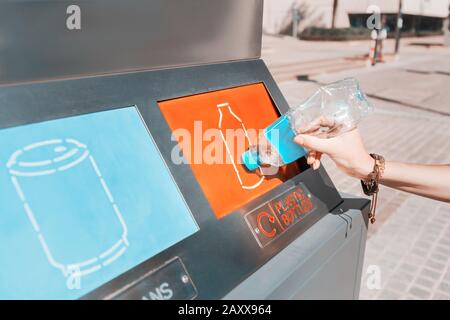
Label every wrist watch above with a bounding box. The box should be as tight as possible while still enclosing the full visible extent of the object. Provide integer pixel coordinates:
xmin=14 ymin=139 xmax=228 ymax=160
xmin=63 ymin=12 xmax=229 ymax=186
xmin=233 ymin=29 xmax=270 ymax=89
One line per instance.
xmin=360 ymin=153 xmax=385 ymax=224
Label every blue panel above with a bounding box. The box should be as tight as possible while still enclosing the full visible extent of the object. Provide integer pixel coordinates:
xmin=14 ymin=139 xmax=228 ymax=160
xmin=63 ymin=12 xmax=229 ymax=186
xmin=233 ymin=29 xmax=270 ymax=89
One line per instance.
xmin=0 ymin=107 xmax=199 ymax=299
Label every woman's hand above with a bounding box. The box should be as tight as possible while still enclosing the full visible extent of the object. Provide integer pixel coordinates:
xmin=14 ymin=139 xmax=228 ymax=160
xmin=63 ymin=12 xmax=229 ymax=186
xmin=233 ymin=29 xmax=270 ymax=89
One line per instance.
xmin=294 ymin=128 xmax=373 ymax=180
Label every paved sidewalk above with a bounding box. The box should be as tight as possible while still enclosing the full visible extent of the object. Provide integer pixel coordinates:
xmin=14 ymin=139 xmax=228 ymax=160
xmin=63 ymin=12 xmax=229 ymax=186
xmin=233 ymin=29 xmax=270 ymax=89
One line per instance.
xmin=264 ymin=36 xmax=450 ymax=299
xmin=360 ymin=196 xmax=450 ymax=300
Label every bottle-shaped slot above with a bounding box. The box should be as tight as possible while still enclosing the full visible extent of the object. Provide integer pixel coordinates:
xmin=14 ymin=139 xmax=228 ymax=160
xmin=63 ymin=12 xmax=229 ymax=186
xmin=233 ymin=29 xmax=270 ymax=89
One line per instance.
xmin=217 ymin=103 xmax=265 ymax=189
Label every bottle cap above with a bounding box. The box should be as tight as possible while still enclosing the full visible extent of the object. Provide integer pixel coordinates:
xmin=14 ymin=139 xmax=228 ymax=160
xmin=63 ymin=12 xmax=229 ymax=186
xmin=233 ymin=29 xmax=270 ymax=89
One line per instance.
xmin=241 ymin=149 xmax=260 ymax=171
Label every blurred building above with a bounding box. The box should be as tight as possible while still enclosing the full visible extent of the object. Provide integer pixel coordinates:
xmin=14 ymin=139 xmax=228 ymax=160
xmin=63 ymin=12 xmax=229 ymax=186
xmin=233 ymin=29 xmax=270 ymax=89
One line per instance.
xmin=263 ymin=0 xmax=450 ymax=35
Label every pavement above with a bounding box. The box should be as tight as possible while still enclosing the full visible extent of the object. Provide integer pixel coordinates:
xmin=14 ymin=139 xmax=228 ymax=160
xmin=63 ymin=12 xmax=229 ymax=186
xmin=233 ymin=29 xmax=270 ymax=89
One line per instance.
xmin=262 ymin=34 xmax=450 ymax=299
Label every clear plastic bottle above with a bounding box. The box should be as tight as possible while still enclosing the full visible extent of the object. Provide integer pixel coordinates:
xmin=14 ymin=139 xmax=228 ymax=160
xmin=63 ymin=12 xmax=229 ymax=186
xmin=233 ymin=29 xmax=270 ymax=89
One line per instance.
xmin=241 ymin=78 xmax=373 ymax=172
xmin=288 ymin=77 xmax=373 ymax=138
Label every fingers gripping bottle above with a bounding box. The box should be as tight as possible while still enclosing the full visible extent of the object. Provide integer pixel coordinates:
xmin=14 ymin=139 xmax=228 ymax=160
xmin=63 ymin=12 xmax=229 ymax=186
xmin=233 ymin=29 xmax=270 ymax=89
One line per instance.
xmin=241 ymin=78 xmax=373 ymax=172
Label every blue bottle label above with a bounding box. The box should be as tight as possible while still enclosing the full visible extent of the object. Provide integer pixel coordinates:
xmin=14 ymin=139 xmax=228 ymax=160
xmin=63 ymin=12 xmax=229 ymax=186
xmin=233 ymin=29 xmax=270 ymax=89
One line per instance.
xmin=263 ymin=115 xmax=307 ymax=164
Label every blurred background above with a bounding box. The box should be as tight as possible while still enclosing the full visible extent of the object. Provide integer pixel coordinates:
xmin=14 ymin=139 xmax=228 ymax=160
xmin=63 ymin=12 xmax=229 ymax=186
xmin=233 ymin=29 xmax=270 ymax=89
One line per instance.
xmin=261 ymin=0 xmax=450 ymax=300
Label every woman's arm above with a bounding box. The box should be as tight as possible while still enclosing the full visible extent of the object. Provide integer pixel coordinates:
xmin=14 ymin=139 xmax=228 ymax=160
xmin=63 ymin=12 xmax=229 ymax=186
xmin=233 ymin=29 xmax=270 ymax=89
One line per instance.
xmin=375 ymin=162 xmax=450 ymax=202
xmin=294 ymin=130 xmax=450 ymax=203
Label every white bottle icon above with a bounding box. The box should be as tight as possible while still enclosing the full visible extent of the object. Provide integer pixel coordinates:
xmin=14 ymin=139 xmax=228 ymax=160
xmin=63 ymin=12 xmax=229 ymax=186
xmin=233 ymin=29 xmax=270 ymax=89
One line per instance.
xmin=217 ymin=103 xmax=265 ymax=190
xmin=7 ymin=138 xmax=129 ymax=279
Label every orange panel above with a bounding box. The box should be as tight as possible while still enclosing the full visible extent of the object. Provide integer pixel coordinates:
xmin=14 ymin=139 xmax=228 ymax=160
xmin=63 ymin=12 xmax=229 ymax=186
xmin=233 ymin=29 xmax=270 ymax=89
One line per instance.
xmin=159 ymin=83 xmax=300 ymax=219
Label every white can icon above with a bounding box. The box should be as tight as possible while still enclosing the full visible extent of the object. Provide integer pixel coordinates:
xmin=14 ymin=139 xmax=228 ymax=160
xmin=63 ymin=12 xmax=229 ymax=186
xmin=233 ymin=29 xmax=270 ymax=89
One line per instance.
xmin=7 ymin=139 xmax=129 ymax=278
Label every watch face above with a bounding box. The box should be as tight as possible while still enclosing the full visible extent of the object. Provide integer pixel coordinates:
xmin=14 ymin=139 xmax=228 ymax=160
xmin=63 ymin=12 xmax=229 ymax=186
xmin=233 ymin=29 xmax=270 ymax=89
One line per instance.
xmin=361 ymin=180 xmax=376 ymax=196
